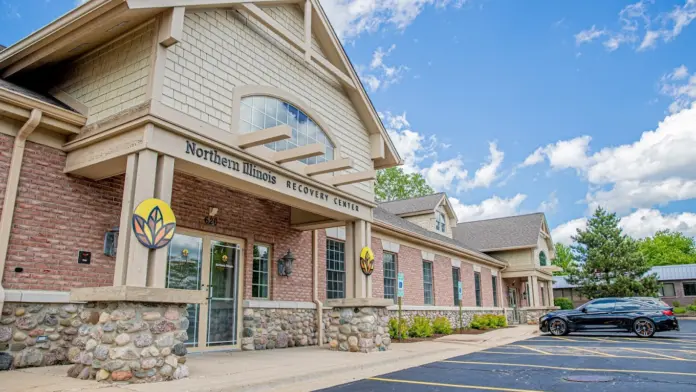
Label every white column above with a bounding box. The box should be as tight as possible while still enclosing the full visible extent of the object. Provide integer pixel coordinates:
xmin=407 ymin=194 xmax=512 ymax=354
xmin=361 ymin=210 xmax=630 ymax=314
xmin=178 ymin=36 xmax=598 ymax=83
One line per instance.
xmin=147 ymin=155 xmax=175 ymax=288
xmin=113 ymin=153 xmax=138 ymax=286
xmin=530 ymin=276 xmax=540 ymax=307
xmin=344 ymin=222 xmax=355 ymax=298
xmin=547 ymin=281 xmax=555 ymax=307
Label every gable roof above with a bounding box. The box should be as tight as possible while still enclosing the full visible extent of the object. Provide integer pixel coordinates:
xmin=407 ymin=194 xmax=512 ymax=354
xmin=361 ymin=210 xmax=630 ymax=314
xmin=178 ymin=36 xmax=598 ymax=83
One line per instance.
xmin=454 ymin=213 xmax=545 ymax=252
xmin=0 ymin=79 xmax=75 ymax=111
xmin=379 ymin=193 xmax=446 ymax=216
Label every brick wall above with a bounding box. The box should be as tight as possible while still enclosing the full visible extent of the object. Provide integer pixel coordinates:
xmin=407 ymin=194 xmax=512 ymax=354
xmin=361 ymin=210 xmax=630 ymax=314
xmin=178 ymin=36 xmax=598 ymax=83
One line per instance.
xmin=481 ymin=267 xmax=493 ymax=307
xmin=0 ymin=133 xmax=13 ymax=220
xmin=2 ymin=141 xmax=123 ymax=290
xmin=460 ymin=263 xmax=476 ymax=307
xmin=370 ymin=236 xmax=384 ymax=300
xmin=395 ymin=244 xmax=425 ymax=306
xmin=433 ymin=254 xmax=453 ymax=306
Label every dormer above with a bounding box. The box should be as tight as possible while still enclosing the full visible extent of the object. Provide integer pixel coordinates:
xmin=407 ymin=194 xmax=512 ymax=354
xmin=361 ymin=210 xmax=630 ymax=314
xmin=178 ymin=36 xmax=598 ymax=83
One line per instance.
xmin=378 ymin=193 xmax=458 ymax=238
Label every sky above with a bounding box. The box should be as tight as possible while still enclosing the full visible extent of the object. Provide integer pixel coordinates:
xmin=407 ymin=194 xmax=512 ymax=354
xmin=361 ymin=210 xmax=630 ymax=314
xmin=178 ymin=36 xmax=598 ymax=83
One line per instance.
xmin=2 ymin=0 xmax=696 ymax=245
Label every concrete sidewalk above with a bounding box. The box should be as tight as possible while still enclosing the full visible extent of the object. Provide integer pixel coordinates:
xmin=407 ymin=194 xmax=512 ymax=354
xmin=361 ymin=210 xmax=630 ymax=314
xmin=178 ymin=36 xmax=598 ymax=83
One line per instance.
xmin=0 ymin=325 xmax=539 ymax=392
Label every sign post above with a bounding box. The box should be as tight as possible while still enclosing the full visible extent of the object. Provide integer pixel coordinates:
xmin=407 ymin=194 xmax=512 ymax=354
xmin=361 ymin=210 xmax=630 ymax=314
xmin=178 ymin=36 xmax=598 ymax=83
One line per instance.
xmin=458 ymin=281 xmax=463 ymax=332
xmin=397 ymin=272 xmax=404 ymax=341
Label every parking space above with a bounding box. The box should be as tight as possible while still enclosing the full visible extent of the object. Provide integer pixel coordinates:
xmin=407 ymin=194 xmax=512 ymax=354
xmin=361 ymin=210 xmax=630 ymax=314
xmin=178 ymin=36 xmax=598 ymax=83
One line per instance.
xmin=318 ymin=319 xmax=696 ymax=392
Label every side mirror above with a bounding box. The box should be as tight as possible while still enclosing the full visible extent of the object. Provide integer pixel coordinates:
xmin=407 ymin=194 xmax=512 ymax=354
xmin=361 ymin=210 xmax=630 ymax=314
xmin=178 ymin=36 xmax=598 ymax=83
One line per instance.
xmin=581 ymin=308 xmax=588 ymax=313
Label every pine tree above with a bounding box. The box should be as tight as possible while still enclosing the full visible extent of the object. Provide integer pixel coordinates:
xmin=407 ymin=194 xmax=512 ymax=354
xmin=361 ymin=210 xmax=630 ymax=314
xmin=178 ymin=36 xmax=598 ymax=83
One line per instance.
xmin=567 ymin=207 xmax=659 ymax=299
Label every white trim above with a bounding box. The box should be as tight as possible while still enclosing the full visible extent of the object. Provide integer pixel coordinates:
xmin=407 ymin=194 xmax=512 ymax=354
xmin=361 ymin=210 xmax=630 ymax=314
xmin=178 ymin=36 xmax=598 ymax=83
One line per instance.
xmin=4 ymin=290 xmax=76 ymax=303
xmin=473 ymin=265 xmax=481 ymax=273
xmin=451 ymin=258 xmax=461 ymax=268
xmin=422 ymin=251 xmax=435 ymax=262
xmin=381 ymin=239 xmax=400 ymax=253
xmin=387 ymin=305 xmax=505 ymax=312
xmin=491 ymin=270 xmax=498 ymax=277
xmin=325 ymin=227 xmax=346 ymax=241
xmin=242 ymin=299 xmax=317 ymax=309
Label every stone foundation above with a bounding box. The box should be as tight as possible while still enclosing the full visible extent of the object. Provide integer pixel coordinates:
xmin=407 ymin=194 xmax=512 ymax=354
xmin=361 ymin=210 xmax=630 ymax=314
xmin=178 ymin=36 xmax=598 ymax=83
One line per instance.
xmin=0 ymin=302 xmax=87 ymax=370
xmin=327 ymin=307 xmax=390 ymax=353
xmin=241 ymin=307 xmax=318 ymax=351
xmin=389 ymin=307 xmax=509 ymax=329
xmin=61 ymin=302 xmax=190 ymax=383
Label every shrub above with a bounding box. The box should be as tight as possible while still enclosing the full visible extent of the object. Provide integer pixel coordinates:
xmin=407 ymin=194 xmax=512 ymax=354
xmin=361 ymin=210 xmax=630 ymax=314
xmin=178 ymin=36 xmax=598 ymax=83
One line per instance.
xmin=674 ymin=307 xmax=687 ymax=314
xmin=432 ymin=317 xmax=453 ymax=335
xmin=408 ymin=316 xmax=434 ymax=338
xmin=554 ymin=297 xmax=574 ymax=310
xmin=687 ymin=304 xmax=696 ymax=312
xmin=469 ymin=314 xmax=507 ymax=330
xmin=388 ymin=317 xmax=408 ymax=339
xmin=673 ymin=301 xmax=681 ymax=308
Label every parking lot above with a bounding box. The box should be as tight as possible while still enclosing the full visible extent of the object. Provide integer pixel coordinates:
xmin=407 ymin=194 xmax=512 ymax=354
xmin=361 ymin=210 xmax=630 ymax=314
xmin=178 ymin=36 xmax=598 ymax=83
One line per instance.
xmin=319 ymin=319 xmax=696 ymax=391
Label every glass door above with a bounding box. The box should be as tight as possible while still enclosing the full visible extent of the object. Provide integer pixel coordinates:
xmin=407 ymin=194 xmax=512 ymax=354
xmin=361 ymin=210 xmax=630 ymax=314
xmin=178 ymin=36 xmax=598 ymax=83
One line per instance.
xmin=206 ymin=240 xmax=242 ymax=347
xmin=166 ymin=233 xmax=204 ymax=347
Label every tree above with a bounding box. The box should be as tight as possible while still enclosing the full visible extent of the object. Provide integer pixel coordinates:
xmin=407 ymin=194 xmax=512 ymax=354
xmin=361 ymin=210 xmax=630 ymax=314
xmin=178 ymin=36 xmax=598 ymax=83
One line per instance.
xmin=375 ymin=167 xmax=434 ymax=202
xmin=567 ymin=207 xmax=659 ymax=299
xmin=638 ymin=230 xmax=696 ymax=267
xmin=552 ymin=243 xmax=575 ymax=276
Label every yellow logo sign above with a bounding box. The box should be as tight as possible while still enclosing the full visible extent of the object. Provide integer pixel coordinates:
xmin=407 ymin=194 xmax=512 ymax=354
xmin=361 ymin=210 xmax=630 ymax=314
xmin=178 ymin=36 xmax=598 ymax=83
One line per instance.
xmin=360 ymin=247 xmax=375 ymax=276
xmin=132 ymin=198 xmax=177 ymax=249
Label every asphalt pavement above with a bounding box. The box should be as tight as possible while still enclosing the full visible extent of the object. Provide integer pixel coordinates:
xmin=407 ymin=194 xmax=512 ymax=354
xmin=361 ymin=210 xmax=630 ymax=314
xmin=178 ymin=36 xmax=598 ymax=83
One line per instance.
xmin=318 ymin=319 xmax=696 ymax=392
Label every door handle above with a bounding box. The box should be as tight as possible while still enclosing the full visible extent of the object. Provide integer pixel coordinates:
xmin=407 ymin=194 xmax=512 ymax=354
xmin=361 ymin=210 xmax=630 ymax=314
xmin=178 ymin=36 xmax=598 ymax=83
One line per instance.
xmin=206 ymin=285 xmax=214 ymax=300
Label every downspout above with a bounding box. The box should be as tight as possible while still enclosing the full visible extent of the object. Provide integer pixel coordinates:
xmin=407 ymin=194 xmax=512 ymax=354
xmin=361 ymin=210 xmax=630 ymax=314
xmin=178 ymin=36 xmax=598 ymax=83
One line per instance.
xmin=0 ymin=109 xmax=42 ymax=314
xmin=312 ymin=229 xmax=323 ymax=346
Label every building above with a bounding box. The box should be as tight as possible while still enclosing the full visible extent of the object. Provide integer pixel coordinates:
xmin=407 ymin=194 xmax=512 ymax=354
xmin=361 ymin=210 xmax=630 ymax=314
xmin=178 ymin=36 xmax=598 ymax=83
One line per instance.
xmin=553 ymin=264 xmax=696 ymax=307
xmin=0 ymin=0 xmax=557 ymax=380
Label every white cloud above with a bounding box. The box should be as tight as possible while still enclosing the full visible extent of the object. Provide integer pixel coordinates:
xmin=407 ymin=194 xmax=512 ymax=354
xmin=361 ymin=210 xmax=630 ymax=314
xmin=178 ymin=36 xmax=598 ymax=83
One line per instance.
xmin=521 ymin=136 xmax=591 ymax=171
xmin=421 ymin=158 xmax=469 ymax=191
xmin=451 ymin=194 xmax=527 ymax=222
xmin=575 ymin=25 xmax=606 ymax=45
xmin=458 ymin=142 xmax=504 ymax=190
xmin=360 ymin=44 xmax=408 ymax=92
xmin=551 ymin=218 xmax=588 ymax=245
xmin=539 ymin=192 xmax=559 ymax=214
xmin=638 ymin=30 xmax=661 ymax=50
xmin=619 ymin=209 xmax=696 ymax=239
xmin=660 ymin=65 xmax=696 ymax=114
xmin=587 ymin=178 xmax=696 ymax=214
xmin=380 ymin=111 xmax=436 ymax=173
xmin=320 ymin=0 xmax=467 ymax=41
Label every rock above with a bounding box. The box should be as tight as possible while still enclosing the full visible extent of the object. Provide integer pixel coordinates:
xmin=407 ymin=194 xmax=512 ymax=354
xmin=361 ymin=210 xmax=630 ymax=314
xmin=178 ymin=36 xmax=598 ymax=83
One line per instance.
xmin=348 ymin=336 xmax=358 ymax=351
xmin=160 ymin=347 xmax=171 ymax=356
xmin=25 ymin=337 xmax=36 ymax=346
xmin=142 ymin=312 xmax=161 ymax=321
xmin=94 ymin=345 xmax=109 ymax=361
xmin=117 ymin=320 xmax=148 ymax=334
xmin=276 ymin=332 xmax=288 ymax=348
xmin=89 ymin=326 xmax=103 ymax=341
xmin=159 ymin=364 xmax=174 ymax=377
xmin=147 ymin=346 xmax=160 ymax=357
xmin=155 ymin=334 xmax=174 ymax=348
xmin=9 ymin=343 xmax=26 ymax=352
xmin=155 ymin=357 xmax=165 ymax=367
xmin=0 ymin=352 xmax=14 ymax=371
xmin=103 ymin=360 xmax=126 ymax=371
xmin=78 ymin=325 xmax=91 ymax=336
xmin=103 ymin=322 xmax=116 ymax=332
xmin=172 ymin=343 xmax=187 ymax=356
xmin=16 ymin=348 xmax=43 ymax=368
xmin=1 ymin=316 xmax=15 ymax=325
xmin=179 ymin=317 xmax=190 ymax=331
xmin=67 ymin=363 xmax=85 ymax=378
xmin=298 ymin=336 xmax=308 ymax=346
xmin=128 ymin=360 xmax=141 ymax=372
xmin=26 ymin=304 xmax=43 ymax=314
xmin=164 ymin=355 xmax=178 ymax=368
xmin=339 ymin=324 xmax=351 ymax=335
xmin=78 ymin=351 xmax=93 ymax=366
xmin=96 ymin=369 xmax=110 ymax=382
xmin=174 ymin=331 xmax=188 ymax=342
xmin=99 ymin=312 xmax=110 ymax=324
xmin=63 ymin=327 xmax=78 ymax=336
xmin=164 ymin=308 xmax=180 ymax=321
xmin=243 ymin=327 xmax=254 ymax=338
xmin=43 ymin=348 xmax=67 ymax=366
xmin=15 ymin=316 xmax=38 ymax=330
xmin=0 ymin=326 xmax=11 ymax=342
xmin=111 ymin=371 xmax=133 ymax=381
xmin=150 ymin=320 xmax=177 ymax=334
xmin=80 ymin=311 xmax=91 ymax=322
xmin=110 ymin=309 xmax=134 ymax=321
xmin=82 ymin=339 xmax=96 ymax=352
xmin=177 ymin=356 xmax=186 ymax=364
xmin=88 ymin=312 xmax=100 ymax=325
xmin=13 ymin=331 xmax=27 ymax=341
xmin=266 ymin=340 xmax=276 ymax=350
xmin=114 ymin=334 xmax=130 ymax=346
xmin=62 ymin=305 xmax=78 ymax=314
xmin=172 ymin=364 xmax=189 ymax=380
xmin=140 ymin=357 xmax=157 ymax=370
xmin=77 ymin=367 xmax=91 ymax=380
xmin=134 ymin=333 xmax=153 ymax=348
xmin=15 ymin=308 xmax=25 ymax=317
xmin=135 ymin=369 xmax=156 ymax=378
xmin=43 ymin=315 xmax=58 ymax=326
xmin=101 ymin=333 xmax=115 ymax=344
xmin=110 ymin=347 xmax=139 ymax=361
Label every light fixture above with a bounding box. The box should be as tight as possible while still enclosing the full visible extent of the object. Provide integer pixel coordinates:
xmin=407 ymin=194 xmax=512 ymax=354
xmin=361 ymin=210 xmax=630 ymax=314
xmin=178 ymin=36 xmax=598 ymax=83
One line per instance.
xmin=277 ymin=250 xmax=295 ymax=277
xmin=209 ymin=207 xmax=218 ymax=217
xmin=103 ymin=227 xmax=119 ymax=257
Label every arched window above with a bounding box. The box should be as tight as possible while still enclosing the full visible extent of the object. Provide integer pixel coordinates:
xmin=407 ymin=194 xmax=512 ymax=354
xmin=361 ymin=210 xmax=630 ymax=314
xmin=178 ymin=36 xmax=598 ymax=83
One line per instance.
xmin=539 ymin=251 xmax=547 ymax=266
xmin=239 ymin=96 xmax=335 ymax=165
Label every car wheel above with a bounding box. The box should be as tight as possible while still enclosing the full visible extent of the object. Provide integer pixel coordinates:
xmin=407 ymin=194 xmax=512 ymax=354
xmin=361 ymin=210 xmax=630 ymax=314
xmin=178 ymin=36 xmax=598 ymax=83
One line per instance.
xmin=633 ymin=318 xmax=656 ymax=338
xmin=549 ymin=318 xmax=569 ymax=336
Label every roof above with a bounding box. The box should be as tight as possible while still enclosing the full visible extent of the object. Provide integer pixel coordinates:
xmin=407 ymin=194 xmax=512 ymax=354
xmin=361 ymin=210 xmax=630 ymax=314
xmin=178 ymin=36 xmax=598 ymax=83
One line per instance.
xmin=454 ymin=213 xmax=545 ymax=251
xmin=379 ymin=193 xmax=445 ymax=216
xmin=0 ymin=78 xmax=75 ymax=111
xmin=553 ymin=264 xmax=696 ymax=289
xmin=373 ymin=207 xmax=503 ymax=266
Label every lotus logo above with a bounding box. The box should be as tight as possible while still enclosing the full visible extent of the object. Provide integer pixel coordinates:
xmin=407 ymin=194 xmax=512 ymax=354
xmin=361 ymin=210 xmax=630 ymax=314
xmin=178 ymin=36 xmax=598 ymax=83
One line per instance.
xmin=132 ymin=198 xmax=177 ymax=249
xmin=360 ymin=247 xmax=375 ymax=276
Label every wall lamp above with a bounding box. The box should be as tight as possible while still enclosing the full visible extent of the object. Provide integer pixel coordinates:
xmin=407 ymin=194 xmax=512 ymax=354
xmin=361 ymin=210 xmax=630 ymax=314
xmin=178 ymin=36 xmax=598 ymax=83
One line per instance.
xmin=277 ymin=250 xmax=295 ymax=277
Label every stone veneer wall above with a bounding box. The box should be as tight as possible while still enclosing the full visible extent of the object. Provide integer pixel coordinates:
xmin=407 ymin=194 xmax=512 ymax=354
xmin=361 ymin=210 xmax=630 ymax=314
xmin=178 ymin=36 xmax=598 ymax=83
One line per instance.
xmin=240 ymin=307 xmax=319 ymax=351
xmin=326 ymin=307 xmax=390 ymax=353
xmin=388 ymin=308 xmax=511 ymax=330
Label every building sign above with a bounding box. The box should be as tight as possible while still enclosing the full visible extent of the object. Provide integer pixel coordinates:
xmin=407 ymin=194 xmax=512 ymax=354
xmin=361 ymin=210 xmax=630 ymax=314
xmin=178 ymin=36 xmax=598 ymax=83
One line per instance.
xmin=184 ymin=140 xmax=362 ymax=215
xmin=359 ymin=247 xmax=374 ymax=276
xmin=132 ymin=198 xmax=176 ymax=249
xmin=397 ymin=272 xmax=404 ymax=298
xmin=458 ymin=281 xmax=463 ymax=301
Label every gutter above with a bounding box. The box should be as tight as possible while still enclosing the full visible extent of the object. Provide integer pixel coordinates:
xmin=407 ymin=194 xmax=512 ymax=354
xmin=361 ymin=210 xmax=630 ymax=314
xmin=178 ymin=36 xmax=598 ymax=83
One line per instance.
xmin=0 ymin=109 xmax=42 ymax=314
xmin=312 ymin=230 xmax=323 ymax=346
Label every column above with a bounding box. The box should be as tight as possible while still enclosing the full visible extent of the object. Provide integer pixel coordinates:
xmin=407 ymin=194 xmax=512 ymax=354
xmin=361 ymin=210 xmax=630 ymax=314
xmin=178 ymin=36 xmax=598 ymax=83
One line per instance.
xmin=353 ymin=219 xmax=370 ymax=298
xmin=344 ymin=222 xmax=355 ymax=298
xmin=148 ymin=155 xmax=175 ymax=288
xmin=530 ymin=275 xmax=539 ymax=307
xmin=547 ymin=280 xmax=555 ymax=308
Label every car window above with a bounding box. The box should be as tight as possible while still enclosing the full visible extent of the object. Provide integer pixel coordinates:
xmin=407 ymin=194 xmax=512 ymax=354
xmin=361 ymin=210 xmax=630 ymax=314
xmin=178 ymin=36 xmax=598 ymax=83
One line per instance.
xmin=614 ymin=300 xmax=642 ymax=312
xmin=585 ymin=299 xmax=616 ymax=312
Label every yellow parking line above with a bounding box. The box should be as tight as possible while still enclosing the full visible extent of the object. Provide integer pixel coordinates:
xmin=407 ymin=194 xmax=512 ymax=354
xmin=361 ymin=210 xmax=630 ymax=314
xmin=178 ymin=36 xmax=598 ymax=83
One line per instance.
xmin=553 ymin=336 xmax=579 ymax=342
xmin=367 ymin=377 xmax=544 ymax=392
xmin=572 ymin=347 xmax=616 ymax=357
xmin=621 ymin=347 xmax=686 ymax=360
xmin=442 ymin=360 xmax=696 ymax=376
xmin=518 ymin=345 xmax=552 ymax=355
xmin=478 ymin=350 xmax=696 ymax=362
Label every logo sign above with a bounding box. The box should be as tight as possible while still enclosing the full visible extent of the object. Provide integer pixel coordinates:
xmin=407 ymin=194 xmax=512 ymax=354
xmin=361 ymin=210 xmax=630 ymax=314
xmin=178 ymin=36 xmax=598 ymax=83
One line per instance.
xmin=132 ymin=198 xmax=176 ymax=249
xmin=458 ymin=281 xmax=463 ymax=301
xmin=397 ymin=272 xmax=405 ymax=298
xmin=359 ymin=247 xmax=375 ymax=276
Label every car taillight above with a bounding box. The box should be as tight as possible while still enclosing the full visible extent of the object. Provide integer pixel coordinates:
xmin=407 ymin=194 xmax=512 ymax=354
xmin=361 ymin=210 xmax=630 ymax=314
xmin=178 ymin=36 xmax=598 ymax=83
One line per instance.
xmin=662 ymin=310 xmax=674 ymax=316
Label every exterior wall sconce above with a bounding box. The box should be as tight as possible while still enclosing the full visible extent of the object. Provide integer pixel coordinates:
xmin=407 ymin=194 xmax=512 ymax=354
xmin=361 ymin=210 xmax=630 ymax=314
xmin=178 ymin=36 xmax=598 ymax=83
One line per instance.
xmin=103 ymin=227 xmax=119 ymax=257
xmin=277 ymin=250 xmax=295 ymax=277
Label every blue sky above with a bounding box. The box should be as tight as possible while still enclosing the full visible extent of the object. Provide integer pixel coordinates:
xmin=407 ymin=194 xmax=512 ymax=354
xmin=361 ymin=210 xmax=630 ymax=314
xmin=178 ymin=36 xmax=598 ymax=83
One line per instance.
xmin=2 ymin=0 xmax=696 ymax=244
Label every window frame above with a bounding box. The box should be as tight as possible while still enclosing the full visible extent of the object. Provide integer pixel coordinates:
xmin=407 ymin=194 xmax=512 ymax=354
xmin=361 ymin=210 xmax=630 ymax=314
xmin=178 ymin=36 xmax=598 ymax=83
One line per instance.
xmin=423 ymin=261 xmax=434 ymax=305
xmin=436 ymin=212 xmax=446 ymax=233
xmin=383 ymin=252 xmax=398 ymax=303
xmin=492 ymin=276 xmax=499 ymax=307
xmin=684 ymin=282 xmax=696 ymax=297
xmin=251 ymin=243 xmax=271 ymax=299
xmin=474 ymin=271 xmax=482 ymax=307
xmin=539 ymin=251 xmax=547 ymax=267
xmin=583 ymin=298 xmax=616 ymax=313
xmin=452 ymin=267 xmax=461 ymax=306
xmin=659 ymin=283 xmax=676 ymax=297
xmin=326 ymin=239 xmax=346 ymax=300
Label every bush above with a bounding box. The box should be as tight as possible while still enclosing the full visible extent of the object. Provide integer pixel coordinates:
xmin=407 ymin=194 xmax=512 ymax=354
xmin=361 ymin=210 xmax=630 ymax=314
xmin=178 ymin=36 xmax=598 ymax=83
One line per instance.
xmin=432 ymin=317 xmax=453 ymax=335
xmin=674 ymin=307 xmax=687 ymax=314
xmin=673 ymin=301 xmax=681 ymax=308
xmin=408 ymin=316 xmax=434 ymax=338
xmin=554 ymin=297 xmax=574 ymax=310
xmin=688 ymin=304 xmax=696 ymax=312
xmin=388 ymin=317 xmax=408 ymax=339
xmin=469 ymin=314 xmax=507 ymax=330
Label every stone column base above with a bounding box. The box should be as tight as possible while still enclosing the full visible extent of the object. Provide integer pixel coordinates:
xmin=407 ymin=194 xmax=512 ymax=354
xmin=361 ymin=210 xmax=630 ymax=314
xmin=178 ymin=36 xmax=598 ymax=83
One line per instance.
xmin=65 ymin=301 xmax=190 ymax=383
xmin=325 ymin=299 xmax=392 ymax=353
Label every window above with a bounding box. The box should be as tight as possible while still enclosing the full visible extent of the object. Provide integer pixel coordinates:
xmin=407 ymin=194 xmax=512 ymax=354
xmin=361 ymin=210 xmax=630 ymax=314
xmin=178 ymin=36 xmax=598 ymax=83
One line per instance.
xmin=584 ymin=299 xmax=616 ymax=313
xmin=452 ymin=267 xmax=461 ymax=306
xmin=474 ymin=272 xmax=482 ymax=307
xmin=540 ymin=285 xmax=546 ymax=306
xmin=685 ymin=282 xmax=696 ymax=296
xmin=423 ymin=261 xmax=434 ymax=305
xmin=492 ymin=276 xmax=499 ymax=307
xmin=239 ymin=96 xmax=335 ymax=165
xmin=659 ymin=283 xmax=676 ymax=297
xmin=383 ymin=252 xmax=397 ymax=302
xmin=436 ymin=212 xmax=446 ymax=233
xmin=614 ymin=299 xmax=642 ymax=312
xmin=252 ymin=244 xmax=270 ymax=298
xmin=539 ymin=251 xmax=547 ymax=267
xmin=326 ymin=239 xmax=345 ymax=299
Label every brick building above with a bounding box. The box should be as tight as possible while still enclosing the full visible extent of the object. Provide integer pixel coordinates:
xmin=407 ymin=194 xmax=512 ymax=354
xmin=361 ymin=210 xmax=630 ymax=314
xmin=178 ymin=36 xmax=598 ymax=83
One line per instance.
xmin=0 ymin=0 xmax=557 ymax=379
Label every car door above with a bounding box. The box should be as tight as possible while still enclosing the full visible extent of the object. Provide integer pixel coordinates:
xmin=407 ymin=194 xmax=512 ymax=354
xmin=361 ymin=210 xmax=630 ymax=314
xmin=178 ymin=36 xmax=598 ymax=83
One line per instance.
xmin=612 ymin=299 xmax=645 ymax=330
xmin=574 ymin=299 xmax=617 ymax=330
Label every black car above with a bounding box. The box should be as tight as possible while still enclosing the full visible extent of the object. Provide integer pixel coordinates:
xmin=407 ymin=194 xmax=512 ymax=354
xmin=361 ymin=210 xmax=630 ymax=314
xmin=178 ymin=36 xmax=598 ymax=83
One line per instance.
xmin=540 ymin=297 xmax=679 ymax=338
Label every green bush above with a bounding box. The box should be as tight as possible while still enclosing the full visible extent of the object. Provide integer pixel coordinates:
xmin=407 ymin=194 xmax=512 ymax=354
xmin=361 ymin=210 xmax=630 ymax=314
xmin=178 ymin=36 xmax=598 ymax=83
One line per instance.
xmin=554 ymin=297 xmax=574 ymax=310
xmin=687 ymin=304 xmax=696 ymax=312
xmin=673 ymin=301 xmax=681 ymax=308
xmin=408 ymin=316 xmax=434 ymax=338
xmin=469 ymin=314 xmax=507 ymax=330
xmin=674 ymin=307 xmax=687 ymax=314
xmin=432 ymin=317 xmax=453 ymax=335
xmin=388 ymin=317 xmax=408 ymax=339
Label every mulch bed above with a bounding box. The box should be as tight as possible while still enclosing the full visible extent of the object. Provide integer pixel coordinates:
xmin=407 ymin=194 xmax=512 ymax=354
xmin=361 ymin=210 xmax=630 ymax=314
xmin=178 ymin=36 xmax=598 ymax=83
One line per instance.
xmin=393 ymin=327 xmax=509 ymax=343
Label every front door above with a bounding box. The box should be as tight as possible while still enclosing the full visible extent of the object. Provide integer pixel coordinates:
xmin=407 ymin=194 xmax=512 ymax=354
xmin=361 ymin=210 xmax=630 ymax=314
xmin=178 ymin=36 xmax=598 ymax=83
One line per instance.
xmin=166 ymin=231 xmax=244 ymax=349
xmin=508 ymin=288 xmax=520 ymax=324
